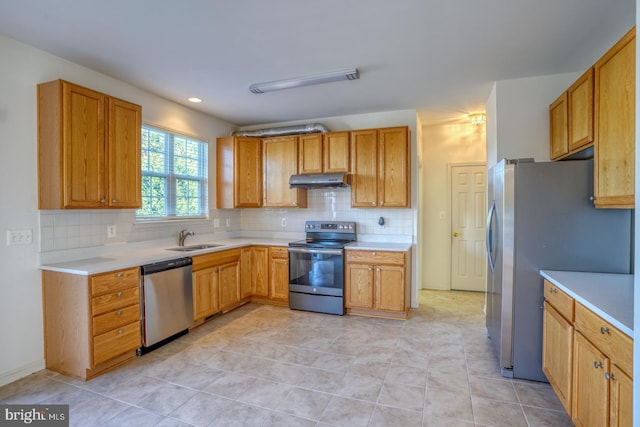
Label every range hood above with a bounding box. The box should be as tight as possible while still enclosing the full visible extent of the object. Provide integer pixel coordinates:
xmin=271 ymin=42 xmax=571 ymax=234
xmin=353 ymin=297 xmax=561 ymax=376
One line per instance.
xmin=289 ymin=173 xmax=351 ymax=189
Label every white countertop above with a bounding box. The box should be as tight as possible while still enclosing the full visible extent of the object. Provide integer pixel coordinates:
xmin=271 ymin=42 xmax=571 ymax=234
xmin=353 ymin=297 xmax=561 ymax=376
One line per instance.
xmin=540 ymin=270 xmax=634 ymax=337
xmin=40 ymin=237 xmax=413 ymax=275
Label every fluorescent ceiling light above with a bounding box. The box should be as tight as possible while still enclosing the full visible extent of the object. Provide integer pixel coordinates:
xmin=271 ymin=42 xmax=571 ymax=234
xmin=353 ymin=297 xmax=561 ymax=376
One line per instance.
xmin=188 ymin=97 xmax=202 ymax=103
xmin=250 ymin=68 xmax=359 ymax=94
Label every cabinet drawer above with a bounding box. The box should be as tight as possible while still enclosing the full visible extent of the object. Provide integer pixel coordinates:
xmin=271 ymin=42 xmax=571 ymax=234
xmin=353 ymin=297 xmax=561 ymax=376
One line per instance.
xmin=574 ymin=303 xmax=633 ymax=376
xmin=270 ymin=246 xmax=288 ymax=258
xmin=346 ymin=250 xmax=405 ymax=266
xmin=192 ymin=249 xmax=240 ymax=271
xmin=91 ymin=267 xmax=139 ymax=295
xmin=544 ymin=280 xmax=574 ymax=322
xmin=92 ymin=304 xmax=140 ymax=336
xmin=92 ymin=321 xmax=140 ymax=366
xmin=92 ymin=286 xmax=139 ymax=316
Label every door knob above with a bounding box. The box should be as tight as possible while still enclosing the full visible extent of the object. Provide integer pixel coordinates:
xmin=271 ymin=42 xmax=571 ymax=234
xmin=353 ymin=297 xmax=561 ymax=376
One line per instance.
xmin=452 ymin=232 xmax=460 ymax=237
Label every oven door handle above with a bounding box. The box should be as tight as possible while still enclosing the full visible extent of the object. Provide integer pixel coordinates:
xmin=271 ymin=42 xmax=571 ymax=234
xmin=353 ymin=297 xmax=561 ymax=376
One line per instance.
xmin=288 ymin=248 xmax=343 ymax=255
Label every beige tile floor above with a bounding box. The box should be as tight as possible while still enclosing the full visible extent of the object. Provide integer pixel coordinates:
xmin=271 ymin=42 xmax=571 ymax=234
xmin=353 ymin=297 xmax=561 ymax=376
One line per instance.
xmin=0 ymin=290 xmax=572 ymax=426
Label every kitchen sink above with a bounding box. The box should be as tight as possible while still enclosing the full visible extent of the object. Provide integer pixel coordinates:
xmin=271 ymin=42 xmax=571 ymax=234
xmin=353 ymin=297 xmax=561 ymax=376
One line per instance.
xmin=166 ymin=243 xmax=223 ymax=252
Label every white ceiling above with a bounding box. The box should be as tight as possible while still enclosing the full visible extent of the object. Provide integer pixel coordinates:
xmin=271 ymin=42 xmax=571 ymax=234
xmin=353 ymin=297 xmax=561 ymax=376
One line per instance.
xmin=0 ymin=0 xmax=635 ymax=126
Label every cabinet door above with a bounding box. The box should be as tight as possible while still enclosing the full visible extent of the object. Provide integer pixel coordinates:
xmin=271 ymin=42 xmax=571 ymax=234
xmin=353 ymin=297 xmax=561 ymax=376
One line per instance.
xmin=594 ymin=28 xmax=635 ymax=208
xmin=193 ymin=267 xmax=218 ymax=320
xmin=235 ymin=137 xmax=263 ymax=207
xmin=345 ymin=263 xmax=374 ymax=309
xmin=542 ymin=302 xmax=573 ymax=414
xmin=609 ymin=364 xmax=632 ymax=427
xmin=568 ymin=68 xmax=594 ymax=152
xmin=374 ymin=264 xmax=405 ymax=312
xmin=218 ymin=260 xmax=240 ymax=310
xmin=239 ymin=247 xmax=253 ymax=299
xmin=299 ymin=134 xmax=323 ymax=174
xmin=378 ymin=127 xmax=409 ymax=208
xmin=572 ymin=332 xmax=609 ymax=427
xmin=263 ymin=136 xmax=306 ymax=207
xmin=324 ymin=131 xmax=350 ymax=173
xmin=351 ymin=130 xmax=378 ymax=207
xmin=253 ymin=247 xmax=270 ymax=297
xmin=269 ymin=257 xmax=289 ymax=301
xmin=549 ymin=92 xmax=569 ymax=160
xmin=107 ymin=97 xmax=141 ymax=208
xmin=62 ymin=81 xmax=106 ymax=208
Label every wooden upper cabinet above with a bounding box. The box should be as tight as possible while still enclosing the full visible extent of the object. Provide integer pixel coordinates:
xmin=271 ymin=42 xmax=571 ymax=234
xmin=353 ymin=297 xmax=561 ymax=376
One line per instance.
xmin=298 ymin=134 xmax=323 ymax=174
xmin=323 ymin=131 xmax=350 ymax=173
xmin=107 ymin=97 xmax=142 ymax=208
xmin=299 ymin=131 xmax=350 ymax=174
xmin=351 ymin=126 xmax=409 ymax=208
xmin=37 ymin=80 xmax=141 ymax=209
xmin=594 ymin=27 xmax=635 ymax=208
xmin=216 ymin=136 xmax=262 ymax=208
xmin=549 ymin=92 xmax=569 ymax=160
xmin=568 ymin=68 xmax=594 ymax=152
xmin=263 ymin=136 xmax=307 ymax=208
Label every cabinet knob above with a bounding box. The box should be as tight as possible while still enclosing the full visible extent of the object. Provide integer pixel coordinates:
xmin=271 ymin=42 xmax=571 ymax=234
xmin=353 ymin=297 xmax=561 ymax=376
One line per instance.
xmin=118 ymin=329 xmax=124 ymax=335
xmin=368 ymin=267 xmax=372 ymax=271
xmin=605 ymin=372 xmax=616 ymax=381
xmin=594 ymin=361 xmax=603 ymax=369
xmin=112 ymin=199 xmax=117 ymax=203
xmin=100 ymin=199 xmax=107 ymax=204
xmin=372 ymin=252 xmax=376 ymax=256
xmin=549 ymin=287 xmax=557 ymax=293
xmin=372 ymin=201 xmax=376 ymax=205
xmin=380 ymin=201 xmax=384 ymax=206
xmin=116 ymin=310 xmax=123 ymax=316
xmin=600 ymin=326 xmax=610 ymax=335
xmin=376 ymin=268 xmax=380 ymax=272
xmin=117 ymin=291 xmax=123 ymax=297
xmin=116 ymin=273 xmax=124 ymax=278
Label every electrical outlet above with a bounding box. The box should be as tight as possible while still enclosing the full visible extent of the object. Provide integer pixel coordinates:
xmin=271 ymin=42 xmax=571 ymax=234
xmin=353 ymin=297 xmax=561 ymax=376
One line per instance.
xmin=6 ymin=229 xmax=32 ymax=245
xmin=213 ymin=219 xmax=220 ymax=228
xmin=281 ymin=218 xmax=287 ymax=227
xmin=107 ymin=224 xmax=116 ymax=239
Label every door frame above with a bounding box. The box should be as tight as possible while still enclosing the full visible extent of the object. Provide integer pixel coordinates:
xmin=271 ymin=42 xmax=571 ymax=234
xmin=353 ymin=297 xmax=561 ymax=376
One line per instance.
xmin=447 ymin=162 xmax=486 ymax=290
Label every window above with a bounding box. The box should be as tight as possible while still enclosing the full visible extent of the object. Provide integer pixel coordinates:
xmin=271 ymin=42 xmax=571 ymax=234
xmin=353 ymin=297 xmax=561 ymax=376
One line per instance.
xmin=137 ymin=126 xmax=208 ymax=219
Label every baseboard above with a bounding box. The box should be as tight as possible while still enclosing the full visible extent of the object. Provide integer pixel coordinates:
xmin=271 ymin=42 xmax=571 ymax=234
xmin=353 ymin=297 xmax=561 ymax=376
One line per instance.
xmin=0 ymin=359 xmax=46 ymax=387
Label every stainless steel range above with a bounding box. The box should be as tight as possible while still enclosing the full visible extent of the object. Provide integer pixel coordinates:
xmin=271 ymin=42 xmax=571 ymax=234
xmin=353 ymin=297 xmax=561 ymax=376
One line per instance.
xmin=288 ymin=221 xmax=356 ymax=315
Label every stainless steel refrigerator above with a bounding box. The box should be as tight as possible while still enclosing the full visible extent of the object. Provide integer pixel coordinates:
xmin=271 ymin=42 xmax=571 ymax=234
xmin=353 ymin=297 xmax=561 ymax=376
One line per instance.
xmin=485 ymin=159 xmax=632 ymax=382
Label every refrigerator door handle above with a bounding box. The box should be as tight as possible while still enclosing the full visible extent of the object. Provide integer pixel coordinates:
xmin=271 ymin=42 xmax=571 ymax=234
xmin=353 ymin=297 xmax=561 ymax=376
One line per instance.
xmin=486 ymin=201 xmax=496 ymax=272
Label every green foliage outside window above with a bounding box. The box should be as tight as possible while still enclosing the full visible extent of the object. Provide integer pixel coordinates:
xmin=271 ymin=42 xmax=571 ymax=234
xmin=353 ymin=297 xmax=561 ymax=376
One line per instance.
xmin=137 ymin=126 xmax=208 ymax=219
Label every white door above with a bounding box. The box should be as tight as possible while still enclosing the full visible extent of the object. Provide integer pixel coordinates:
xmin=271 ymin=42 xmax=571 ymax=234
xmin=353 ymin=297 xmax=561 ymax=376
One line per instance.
xmin=450 ymin=164 xmax=486 ymax=291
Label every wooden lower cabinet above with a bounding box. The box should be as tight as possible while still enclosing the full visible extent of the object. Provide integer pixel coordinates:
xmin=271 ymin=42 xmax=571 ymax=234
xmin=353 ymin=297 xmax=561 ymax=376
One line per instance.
xmin=542 ymin=279 xmax=633 ymax=427
xmin=192 ymin=249 xmax=242 ymax=320
xmin=42 ymin=267 xmax=141 ymax=380
xmin=345 ymin=249 xmax=410 ymax=319
xmin=269 ymin=247 xmax=289 ymax=302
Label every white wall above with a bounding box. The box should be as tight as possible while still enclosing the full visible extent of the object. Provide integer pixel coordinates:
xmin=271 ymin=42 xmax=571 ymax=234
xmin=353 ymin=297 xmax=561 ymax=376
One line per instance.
xmin=0 ymin=34 xmax=235 ymax=385
xmin=420 ymin=120 xmax=486 ymax=290
xmin=488 ymin=73 xmax=580 ymax=168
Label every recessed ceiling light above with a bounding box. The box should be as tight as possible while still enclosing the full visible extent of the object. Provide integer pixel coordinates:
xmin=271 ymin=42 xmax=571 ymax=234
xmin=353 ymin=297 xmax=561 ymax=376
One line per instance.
xmin=188 ymin=97 xmax=202 ymax=103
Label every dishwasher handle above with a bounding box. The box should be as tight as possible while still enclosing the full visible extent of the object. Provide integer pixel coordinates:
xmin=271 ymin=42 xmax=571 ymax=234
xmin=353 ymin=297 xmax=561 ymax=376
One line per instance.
xmin=141 ymin=257 xmax=192 ymax=275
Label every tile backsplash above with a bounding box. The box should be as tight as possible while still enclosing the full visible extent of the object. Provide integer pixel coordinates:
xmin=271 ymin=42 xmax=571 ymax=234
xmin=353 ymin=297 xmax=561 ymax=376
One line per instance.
xmin=38 ymin=188 xmax=414 ymax=252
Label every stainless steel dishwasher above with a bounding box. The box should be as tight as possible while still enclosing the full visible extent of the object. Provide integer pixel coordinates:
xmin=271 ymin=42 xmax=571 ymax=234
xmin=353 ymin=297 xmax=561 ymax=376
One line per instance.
xmin=139 ymin=257 xmax=193 ymax=354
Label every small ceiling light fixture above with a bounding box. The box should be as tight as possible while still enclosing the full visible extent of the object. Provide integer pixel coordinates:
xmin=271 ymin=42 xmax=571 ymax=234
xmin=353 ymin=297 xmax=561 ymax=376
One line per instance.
xmin=188 ymin=97 xmax=202 ymax=103
xmin=469 ymin=113 xmax=486 ymax=125
xmin=249 ymin=68 xmax=360 ymax=94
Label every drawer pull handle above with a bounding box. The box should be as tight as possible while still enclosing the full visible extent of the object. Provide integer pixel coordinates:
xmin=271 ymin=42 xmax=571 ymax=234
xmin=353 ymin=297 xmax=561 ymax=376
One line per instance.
xmin=118 ymin=329 xmax=124 ymax=334
xmin=600 ymin=327 xmax=610 ymax=335
xmin=594 ymin=361 xmax=603 ymax=369
xmin=605 ymin=372 xmax=616 ymax=381
xmin=116 ymin=310 xmax=123 ymax=316
xmin=116 ymin=273 xmax=124 ymax=278
xmin=117 ymin=291 xmax=123 ymax=297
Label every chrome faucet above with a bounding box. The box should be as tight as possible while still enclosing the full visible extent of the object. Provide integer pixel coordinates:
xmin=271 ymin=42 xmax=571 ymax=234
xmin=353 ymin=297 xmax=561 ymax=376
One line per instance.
xmin=178 ymin=229 xmax=195 ymax=246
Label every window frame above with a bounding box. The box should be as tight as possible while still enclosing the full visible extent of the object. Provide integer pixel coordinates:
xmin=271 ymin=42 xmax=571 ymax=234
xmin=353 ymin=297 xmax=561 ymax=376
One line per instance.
xmin=136 ymin=124 xmax=209 ymax=221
